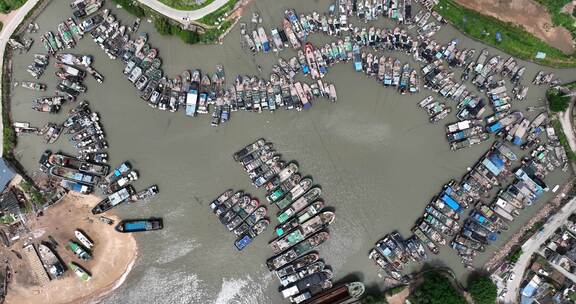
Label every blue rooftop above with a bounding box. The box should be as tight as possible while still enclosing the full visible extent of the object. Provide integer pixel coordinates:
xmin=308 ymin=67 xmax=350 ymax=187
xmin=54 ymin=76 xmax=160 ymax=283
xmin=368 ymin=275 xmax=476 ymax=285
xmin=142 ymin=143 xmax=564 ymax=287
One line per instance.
xmin=0 ymin=159 xmax=15 ymax=192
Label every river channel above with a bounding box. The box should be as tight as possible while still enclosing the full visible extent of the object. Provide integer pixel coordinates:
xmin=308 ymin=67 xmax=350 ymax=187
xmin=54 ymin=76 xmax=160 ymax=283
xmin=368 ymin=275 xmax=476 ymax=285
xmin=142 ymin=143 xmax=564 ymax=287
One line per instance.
xmin=7 ymin=0 xmax=576 ymax=303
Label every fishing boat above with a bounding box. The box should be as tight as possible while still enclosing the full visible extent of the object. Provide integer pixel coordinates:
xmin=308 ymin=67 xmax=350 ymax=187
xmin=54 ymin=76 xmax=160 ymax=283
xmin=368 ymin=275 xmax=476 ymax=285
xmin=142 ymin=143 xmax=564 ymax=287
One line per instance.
xmin=274 ymin=178 xmax=313 ymax=210
xmin=224 ymin=198 xmax=260 ymax=230
xmin=212 ymin=191 xmax=243 ymax=216
xmin=280 ymin=270 xmax=333 ymax=299
xmin=186 ymin=70 xmax=200 ymax=117
xmin=131 ymin=185 xmax=159 ymax=202
xmin=48 ymin=153 xmax=109 ymax=176
xmin=20 ymin=81 xmax=46 ymax=91
xmin=116 ymin=218 xmax=163 ymax=232
xmin=69 ymin=262 xmax=91 ymax=281
xmin=74 ymin=230 xmax=94 ymax=250
xmin=298 ymin=281 xmax=365 ymax=304
xmin=234 ymin=138 xmax=267 ymax=161
xmin=220 ymin=195 xmax=251 ymax=223
xmin=274 ymin=201 xmax=325 ymax=237
xmin=234 ymin=218 xmax=270 ymax=250
xmin=274 ymin=252 xmax=320 ymax=278
xmin=68 ymin=241 xmax=91 ymax=261
xmin=368 ymin=249 xmax=404 ymax=280
xmin=38 ymin=243 xmax=65 ymax=279
xmin=258 ymin=27 xmax=270 ymax=53
xmin=231 ymin=206 xmax=267 ymax=237
xmin=266 ymin=173 xmax=302 ymax=202
xmin=91 ymin=185 xmax=135 ymax=214
xmin=277 ymin=187 xmax=322 ymax=223
xmin=49 ymin=166 xmax=98 ymax=186
xmin=305 ymin=43 xmax=320 ymax=79
xmin=266 ymin=231 xmax=329 ymax=270
xmin=413 ymin=228 xmax=439 ymax=254
xmin=269 ymin=212 xmax=335 ymax=254
xmin=450 ymin=134 xmax=490 ymax=151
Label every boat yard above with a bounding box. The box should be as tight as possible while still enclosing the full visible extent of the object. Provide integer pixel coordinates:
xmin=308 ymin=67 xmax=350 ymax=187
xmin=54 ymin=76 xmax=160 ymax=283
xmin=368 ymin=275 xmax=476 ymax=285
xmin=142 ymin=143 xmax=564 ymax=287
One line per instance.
xmin=3 ymin=193 xmax=137 ymax=304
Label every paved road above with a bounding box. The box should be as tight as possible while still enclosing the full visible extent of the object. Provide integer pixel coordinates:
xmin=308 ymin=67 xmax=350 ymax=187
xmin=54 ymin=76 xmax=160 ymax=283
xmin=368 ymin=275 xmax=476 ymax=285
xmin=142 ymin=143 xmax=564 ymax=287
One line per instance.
xmin=502 ymin=197 xmax=576 ymax=303
xmin=548 ymin=260 xmax=576 ymax=284
xmin=0 ymin=0 xmax=42 ymax=158
xmin=559 ymin=95 xmax=576 ymax=152
xmin=136 ymin=0 xmax=231 ymax=23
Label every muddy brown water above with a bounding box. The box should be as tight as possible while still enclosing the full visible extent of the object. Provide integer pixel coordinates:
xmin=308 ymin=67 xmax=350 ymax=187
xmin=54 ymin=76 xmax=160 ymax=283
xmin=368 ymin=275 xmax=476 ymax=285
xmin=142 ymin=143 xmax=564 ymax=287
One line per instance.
xmin=8 ymin=0 xmax=576 ymax=303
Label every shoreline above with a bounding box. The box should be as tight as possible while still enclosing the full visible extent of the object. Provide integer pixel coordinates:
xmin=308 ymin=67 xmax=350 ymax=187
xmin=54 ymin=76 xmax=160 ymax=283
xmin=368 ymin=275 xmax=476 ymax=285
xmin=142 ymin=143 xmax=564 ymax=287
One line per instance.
xmin=4 ymin=193 xmax=139 ymax=304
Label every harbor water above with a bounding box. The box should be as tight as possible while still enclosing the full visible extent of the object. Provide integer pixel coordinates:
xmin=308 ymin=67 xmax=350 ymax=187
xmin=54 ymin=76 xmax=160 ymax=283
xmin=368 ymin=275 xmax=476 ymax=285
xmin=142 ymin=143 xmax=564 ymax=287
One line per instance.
xmin=8 ymin=0 xmax=576 ymax=303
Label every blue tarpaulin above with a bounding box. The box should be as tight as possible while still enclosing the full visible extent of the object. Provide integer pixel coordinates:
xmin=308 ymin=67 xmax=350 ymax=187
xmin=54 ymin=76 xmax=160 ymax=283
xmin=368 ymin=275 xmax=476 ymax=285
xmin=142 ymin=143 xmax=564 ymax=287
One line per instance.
xmin=440 ymin=193 xmax=461 ymax=213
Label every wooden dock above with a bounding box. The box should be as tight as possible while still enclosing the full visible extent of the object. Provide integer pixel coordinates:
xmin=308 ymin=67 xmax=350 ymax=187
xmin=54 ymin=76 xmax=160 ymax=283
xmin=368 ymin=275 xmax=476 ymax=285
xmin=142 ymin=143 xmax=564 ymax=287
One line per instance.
xmin=22 ymin=244 xmax=49 ymax=285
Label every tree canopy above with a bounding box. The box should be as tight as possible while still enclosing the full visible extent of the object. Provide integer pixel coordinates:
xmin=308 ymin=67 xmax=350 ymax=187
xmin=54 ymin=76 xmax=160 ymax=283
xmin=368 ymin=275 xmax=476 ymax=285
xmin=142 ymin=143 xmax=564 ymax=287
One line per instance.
xmin=361 ymin=293 xmax=388 ymax=304
xmin=410 ymin=272 xmax=467 ymax=304
xmin=547 ymin=88 xmax=571 ymax=112
xmin=154 ymin=16 xmax=173 ymax=36
xmin=468 ymin=275 xmax=497 ymax=304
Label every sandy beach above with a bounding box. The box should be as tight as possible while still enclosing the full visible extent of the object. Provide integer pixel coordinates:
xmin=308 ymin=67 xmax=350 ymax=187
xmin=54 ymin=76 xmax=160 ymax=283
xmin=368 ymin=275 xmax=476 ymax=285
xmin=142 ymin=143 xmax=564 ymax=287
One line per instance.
xmin=4 ymin=193 xmax=138 ymax=304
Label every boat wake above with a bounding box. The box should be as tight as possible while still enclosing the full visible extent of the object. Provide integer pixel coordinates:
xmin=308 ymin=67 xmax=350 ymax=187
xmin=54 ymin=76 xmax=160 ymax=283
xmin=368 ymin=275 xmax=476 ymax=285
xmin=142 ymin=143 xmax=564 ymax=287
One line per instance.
xmin=214 ymin=272 xmax=274 ymax=304
xmin=102 ymin=267 xmax=208 ymax=304
xmin=155 ymin=238 xmax=200 ymax=265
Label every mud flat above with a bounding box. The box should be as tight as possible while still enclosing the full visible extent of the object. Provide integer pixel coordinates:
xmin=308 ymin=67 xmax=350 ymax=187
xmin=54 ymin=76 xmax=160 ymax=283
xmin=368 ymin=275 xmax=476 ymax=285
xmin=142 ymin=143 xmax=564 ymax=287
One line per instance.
xmin=455 ymin=0 xmax=575 ymax=54
xmin=4 ymin=193 xmax=137 ymax=304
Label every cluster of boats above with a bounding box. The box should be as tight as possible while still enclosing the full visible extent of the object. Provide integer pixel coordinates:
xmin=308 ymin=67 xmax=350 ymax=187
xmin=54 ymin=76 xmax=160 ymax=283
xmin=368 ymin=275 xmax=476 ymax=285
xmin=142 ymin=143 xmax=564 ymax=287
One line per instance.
xmin=91 ymin=161 xmax=159 ymax=214
xmin=371 ymin=136 xmax=567 ymax=279
xmin=533 ymin=71 xmax=559 ymax=86
xmin=42 ymin=0 xmax=103 ymax=54
xmin=36 ymin=229 xmax=94 ymax=282
xmin=40 ymin=18 xmax=84 ymax=54
xmin=27 ymin=54 xmax=49 ymax=79
xmin=452 ymin=141 xmax=565 ymax=265
xmin=418 ymin=96 xmax=451 ymax=123
xmin=69 ymin=9 xmax=339 ymax=125
xmin=231 ymin=139 xmax=337 ymax=303
xmin=43 ymin=101 xmax=108 ymax=157
xmin=209 ymin=190 xmax=269 ymax=251
xmin=29 ymin=53 xmax=101 ymax=113
xmin=42 ymin=150 xmax=108 ymax=194
xmin=369 ymin=142 xmax=519 ymax=279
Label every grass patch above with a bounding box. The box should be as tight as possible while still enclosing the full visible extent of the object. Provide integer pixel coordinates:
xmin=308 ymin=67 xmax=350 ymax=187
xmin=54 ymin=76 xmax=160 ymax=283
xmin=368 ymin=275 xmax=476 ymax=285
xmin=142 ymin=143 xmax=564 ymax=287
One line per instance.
xmin=552 ymin=118 xmax=576 ymax=161
xmin=2 ymin=48 xmax=16 ymax=158
xmin=20 ymin=180 xmax=45 ymax=209
xmin=547 ymin=87 xmax=571 ymax=112
xmin=154 ymin=15 xmax=201 ymax=43
xmin=507 ymin=247 xmax=523 ymax=263
xmin=198 ymin=0 xmax=237 ymax=26
xmin=434 ymin=0 xmax=576 ymax=67
xmin=569 ymin=291 xmax=576 ymax=302
xmin=158 ymin=0 xmax=215 ymax=11
xmin=199 ymin=19 xmax=231 ymax=42
xmin=0 ymin=214 xmax=16 ymax=224
xmin=111 ymin=0 xmax=146 ymax=18
xmin=0 ymin=0 xmax=25 ymax=14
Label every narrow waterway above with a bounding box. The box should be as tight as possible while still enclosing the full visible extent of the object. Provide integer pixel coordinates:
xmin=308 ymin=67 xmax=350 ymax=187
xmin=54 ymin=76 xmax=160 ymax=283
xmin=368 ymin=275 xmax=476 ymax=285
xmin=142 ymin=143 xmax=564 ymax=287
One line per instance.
xmin=8 ymin=0 xmax=576 ymax=303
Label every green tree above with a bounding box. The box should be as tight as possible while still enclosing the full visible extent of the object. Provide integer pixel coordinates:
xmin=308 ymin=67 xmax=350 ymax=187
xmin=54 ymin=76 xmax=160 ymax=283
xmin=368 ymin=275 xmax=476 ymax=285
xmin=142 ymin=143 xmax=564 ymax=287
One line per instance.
xmin=468 ymin=275 xmax=497 ymax=304
xmin=547 ymin=88 xmax=571 ymax=112
xmin=361 ymin=293 xmax=388 ymax=304
xmin=154 ymin=16 xmax=172 ymax=35
xmin=508 ymin=248 xmax=523 ymax=263
xmin=411 ymin=272 xmax=466 ymax=304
